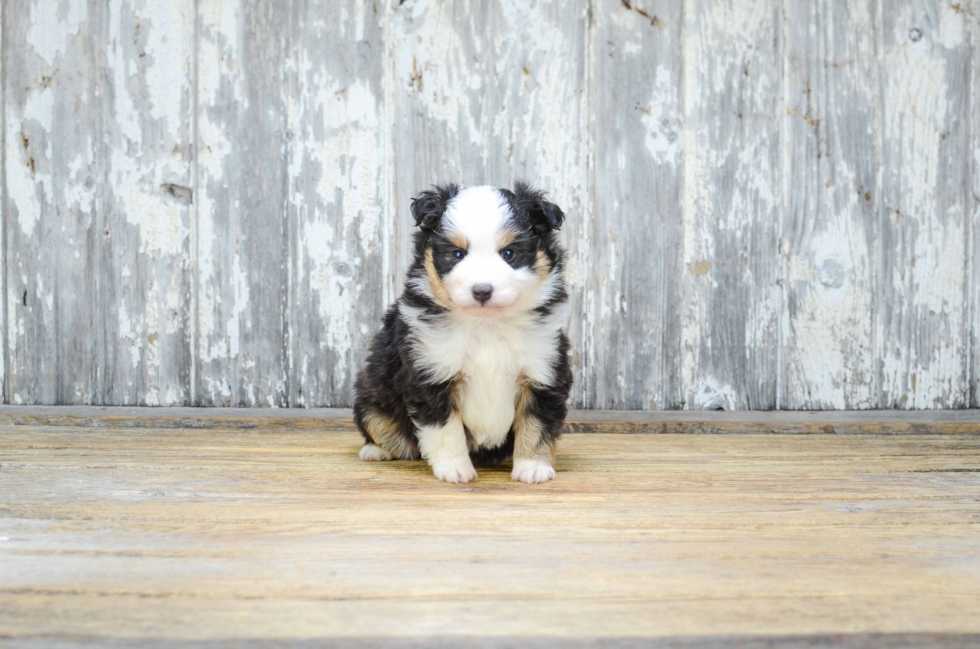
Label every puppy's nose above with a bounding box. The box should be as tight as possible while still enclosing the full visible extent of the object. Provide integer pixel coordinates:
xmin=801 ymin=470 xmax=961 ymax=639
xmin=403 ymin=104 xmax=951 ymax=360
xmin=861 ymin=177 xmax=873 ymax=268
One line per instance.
xmin=472 ymin=284 xmax=493 ymax=305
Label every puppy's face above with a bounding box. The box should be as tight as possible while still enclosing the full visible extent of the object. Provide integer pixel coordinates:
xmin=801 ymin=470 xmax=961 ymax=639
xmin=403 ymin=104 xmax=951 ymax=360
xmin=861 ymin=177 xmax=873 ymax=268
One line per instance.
xmin=411 ymin=183 xmax=565 ymax=317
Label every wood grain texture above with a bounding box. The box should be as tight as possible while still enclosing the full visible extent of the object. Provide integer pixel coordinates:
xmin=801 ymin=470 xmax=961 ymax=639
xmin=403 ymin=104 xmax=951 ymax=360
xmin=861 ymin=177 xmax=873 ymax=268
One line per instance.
xmin=972 ymin=3 xmax=979 ymax=410
xmin=4 ymin=0 xmax=102 ymax=404
xmin=878 ymin=1 xmax=971 ymax=408
xmin=5 ymin=1 xmax=194 ymax=405
xmin=196 ymin=0 xmax=290 ymax=406
xmin=4 ymin=636 xmax=980 ymax=649
xmin=0 ymin=0 xmax=5 ymax=404
xmin=3 ymin=1 xmax=195 ymax=407
xmin=681 ymin=0 xmax=783 ymax=410
xmin=102 ymin=0 xmax=195 ymax=405
xmin=1 ymin=425 xmax=979 ymax=642
xmin=284 ymin=0 xmax=387 ymax=407
xmin=587 ymin=0 xmax=682 ymax=409
xmin=781 ymin=0 xmax=879 ymax=409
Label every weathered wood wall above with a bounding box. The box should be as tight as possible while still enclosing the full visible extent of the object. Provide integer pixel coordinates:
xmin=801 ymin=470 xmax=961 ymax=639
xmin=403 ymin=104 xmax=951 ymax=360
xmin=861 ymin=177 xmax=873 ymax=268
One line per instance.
xmin=2 ymin=0 xmax=978 ymax=409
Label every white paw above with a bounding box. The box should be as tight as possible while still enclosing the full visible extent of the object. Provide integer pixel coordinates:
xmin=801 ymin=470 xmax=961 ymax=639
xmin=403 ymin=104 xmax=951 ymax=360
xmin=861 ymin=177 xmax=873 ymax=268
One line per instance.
xmin=432 ymin=458 xmax=478 ymax=484
xmin=359 ymin=444 xmax=393 ymax=462
xmin=511 ymin=458 xmax=555 ymax=484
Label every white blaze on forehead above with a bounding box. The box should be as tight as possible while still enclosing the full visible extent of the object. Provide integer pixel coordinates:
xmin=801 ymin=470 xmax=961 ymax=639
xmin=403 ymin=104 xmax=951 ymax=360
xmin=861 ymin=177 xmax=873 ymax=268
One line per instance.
xmin=434 ymin=185 xmax=547 ymax=314
xmin=443 ymin=186 xmax=511 ymax=247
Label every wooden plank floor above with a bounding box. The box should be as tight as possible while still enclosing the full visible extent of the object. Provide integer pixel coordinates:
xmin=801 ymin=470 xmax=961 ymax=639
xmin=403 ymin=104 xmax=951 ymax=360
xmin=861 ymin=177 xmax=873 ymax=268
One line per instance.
xmin=2 ymin=424 xmax=980 ymax=647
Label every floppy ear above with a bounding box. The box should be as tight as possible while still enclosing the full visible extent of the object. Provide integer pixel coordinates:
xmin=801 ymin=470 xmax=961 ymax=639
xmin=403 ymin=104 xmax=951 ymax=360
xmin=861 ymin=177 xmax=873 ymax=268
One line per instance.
xmin=513 ymin=180 xmax=565 ymax=234
xmin=410 ymin=184 xmax=459 ymax=232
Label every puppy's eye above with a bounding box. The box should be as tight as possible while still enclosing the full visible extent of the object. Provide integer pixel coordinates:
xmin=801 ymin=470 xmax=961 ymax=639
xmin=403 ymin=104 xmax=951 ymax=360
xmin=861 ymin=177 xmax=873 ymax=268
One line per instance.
xmin=452 ymin=249 xmax=466 ymax=261
xmin=500 ymin=248 xmax=515 ymax=261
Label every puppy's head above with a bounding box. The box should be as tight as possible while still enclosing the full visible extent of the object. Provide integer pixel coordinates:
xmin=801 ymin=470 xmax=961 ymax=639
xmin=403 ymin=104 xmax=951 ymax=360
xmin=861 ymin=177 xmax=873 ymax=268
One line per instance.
xmin=411 ymin=182 xmax=565 ymax=316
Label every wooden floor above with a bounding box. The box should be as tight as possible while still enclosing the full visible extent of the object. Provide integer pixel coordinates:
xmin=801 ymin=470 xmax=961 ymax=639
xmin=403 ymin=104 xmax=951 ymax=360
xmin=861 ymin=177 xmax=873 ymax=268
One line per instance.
xmin=2 ymin=421 xmax=980 ymax=647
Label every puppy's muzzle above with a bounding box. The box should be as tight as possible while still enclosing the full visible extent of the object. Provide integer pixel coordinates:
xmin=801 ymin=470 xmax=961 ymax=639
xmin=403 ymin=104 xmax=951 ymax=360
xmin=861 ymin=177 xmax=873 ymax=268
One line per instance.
xmin=472 ymin=284 xmax=493 ymax=305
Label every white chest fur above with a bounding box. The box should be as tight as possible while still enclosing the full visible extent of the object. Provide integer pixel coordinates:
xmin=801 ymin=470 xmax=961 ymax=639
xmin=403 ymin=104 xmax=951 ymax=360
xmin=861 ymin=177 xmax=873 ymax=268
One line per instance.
xmin=456 ymin=325 xmax=527 ymax=448
xmin=401 ymin=306 xmax=565 ymax=450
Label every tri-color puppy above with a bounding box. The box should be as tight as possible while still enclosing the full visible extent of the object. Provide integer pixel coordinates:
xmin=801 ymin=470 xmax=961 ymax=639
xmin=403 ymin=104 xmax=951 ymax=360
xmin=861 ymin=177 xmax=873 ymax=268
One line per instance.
xmin=353 ymin=181 xmax=572 ymax=484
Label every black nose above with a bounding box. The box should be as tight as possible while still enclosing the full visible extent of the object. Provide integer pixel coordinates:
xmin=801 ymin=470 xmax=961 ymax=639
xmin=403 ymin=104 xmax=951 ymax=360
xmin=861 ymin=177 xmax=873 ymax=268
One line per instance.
xmin=472 ymin=284 xmax=493 ymax=305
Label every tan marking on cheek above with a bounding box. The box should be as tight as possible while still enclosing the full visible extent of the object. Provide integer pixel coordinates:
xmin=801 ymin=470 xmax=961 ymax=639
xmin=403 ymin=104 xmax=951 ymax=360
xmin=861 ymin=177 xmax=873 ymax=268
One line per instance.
xmin=363 ymin=411 xmax=418 ymax=460
xmin=424 ymin=248 xmax=453 ymax=308
xmin=447 ymin=231 xmax=469 ymax=250
xmin=496 ymin=227 xmax=519 ymax=249
xmin=534 ymin=250 xmax=553 ymax=282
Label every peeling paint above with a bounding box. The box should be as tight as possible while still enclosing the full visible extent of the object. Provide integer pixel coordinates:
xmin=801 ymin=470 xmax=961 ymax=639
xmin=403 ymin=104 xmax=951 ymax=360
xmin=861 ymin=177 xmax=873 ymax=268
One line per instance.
xmin=878 ymin=0 xmax=970 ymax=408
xmin=681 ymin=0 xmax=781 ymax=410
xmin=25 ymin=0 xmax=88 ymax=65
xmin=640 ymin=65 xmax=682 ymax=166
xmin=3 ymin=0 xmax=977 ymax=409
xmin=781 ymin=0 xmax=879 ymax=410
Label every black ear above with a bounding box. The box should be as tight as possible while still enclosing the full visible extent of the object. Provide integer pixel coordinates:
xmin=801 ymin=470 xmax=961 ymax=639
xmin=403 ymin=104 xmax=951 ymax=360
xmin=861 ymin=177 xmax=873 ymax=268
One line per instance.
xmin=411 ymin=184 xmax=459 ymax=232
xmin=513 ymin=180 xmax=564 ymax=234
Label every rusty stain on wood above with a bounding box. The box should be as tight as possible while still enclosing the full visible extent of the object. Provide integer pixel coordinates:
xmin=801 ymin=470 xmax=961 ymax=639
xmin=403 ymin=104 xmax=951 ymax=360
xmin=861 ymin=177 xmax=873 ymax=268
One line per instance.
xmin=689 ymin=259 xmax=711 ymax=277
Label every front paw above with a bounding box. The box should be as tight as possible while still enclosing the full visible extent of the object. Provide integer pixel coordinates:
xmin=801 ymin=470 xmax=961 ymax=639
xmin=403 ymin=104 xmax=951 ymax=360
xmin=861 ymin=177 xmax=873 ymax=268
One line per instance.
xmin=432 ymin=458 xmax=478 ymax=483
xmin=359 ymin=443 xmax=393 ymax=461
xmin=511 ymin=458 xmax=555 ymax=484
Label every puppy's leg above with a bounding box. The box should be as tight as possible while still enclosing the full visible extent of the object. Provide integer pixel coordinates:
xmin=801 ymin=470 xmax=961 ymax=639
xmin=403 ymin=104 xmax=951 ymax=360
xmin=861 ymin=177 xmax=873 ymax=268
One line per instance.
xmin=511 ymin=414 xmax=556 ymax=484
xmin=406 ymin=373 xmax=474 ymax=483
xmin=359 ymin=443 xmax=393 ymax=462
xmin=416 ymin=413 xmax=477 ymax=484
xmin=357 ymin=410 xmax=419 ymax=462
xmin=511 ymin=379 xmax=564 ymax=484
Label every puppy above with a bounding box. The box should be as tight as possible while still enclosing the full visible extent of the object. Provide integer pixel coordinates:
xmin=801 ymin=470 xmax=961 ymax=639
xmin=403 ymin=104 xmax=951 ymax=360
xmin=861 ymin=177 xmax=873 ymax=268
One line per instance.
xmin=353 ymin=181 xmax=572 ymax=484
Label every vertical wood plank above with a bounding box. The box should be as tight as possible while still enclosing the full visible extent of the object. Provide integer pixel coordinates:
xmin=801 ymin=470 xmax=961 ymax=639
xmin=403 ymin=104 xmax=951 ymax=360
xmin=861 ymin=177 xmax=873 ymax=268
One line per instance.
xmin=4 ymin=0 xmax=193 ymax=406
xmin=101 ymin=0 xmax=194 ymax=405
xmin=388 ymin=0 xmax=589 ymax=401
xmin=781 ymin=0 xmax=880 ymax=409
xmin=0 ymin=0 xmax=5 ymax=403
xmin=4 ymin=0 xmax=102 ymax=404
xmin=284 ymin=0 xmax=387 ymax=407
xmin=970 ymin=0 xmax=979 ymax=410
xmin=681 ymin=0 xmax=783 ymax=410
xmin=587 ymin=0 xmax=682 ymax=408
xmin=196 ymin=0 xmax=290 ymax=406
xmin=878 ymin=0 xmax=971 ymax=408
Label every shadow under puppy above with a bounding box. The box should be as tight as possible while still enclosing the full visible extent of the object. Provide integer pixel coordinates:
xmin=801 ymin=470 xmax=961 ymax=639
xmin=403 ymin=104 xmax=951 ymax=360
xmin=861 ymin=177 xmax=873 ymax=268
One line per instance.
xmin=353 ymin=182 xmax=572 ymax=484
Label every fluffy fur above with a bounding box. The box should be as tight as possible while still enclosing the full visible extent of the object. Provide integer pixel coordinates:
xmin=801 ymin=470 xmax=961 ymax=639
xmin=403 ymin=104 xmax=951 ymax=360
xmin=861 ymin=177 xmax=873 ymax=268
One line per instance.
xmin=353 ymin=182 xmax=572 ymax=484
